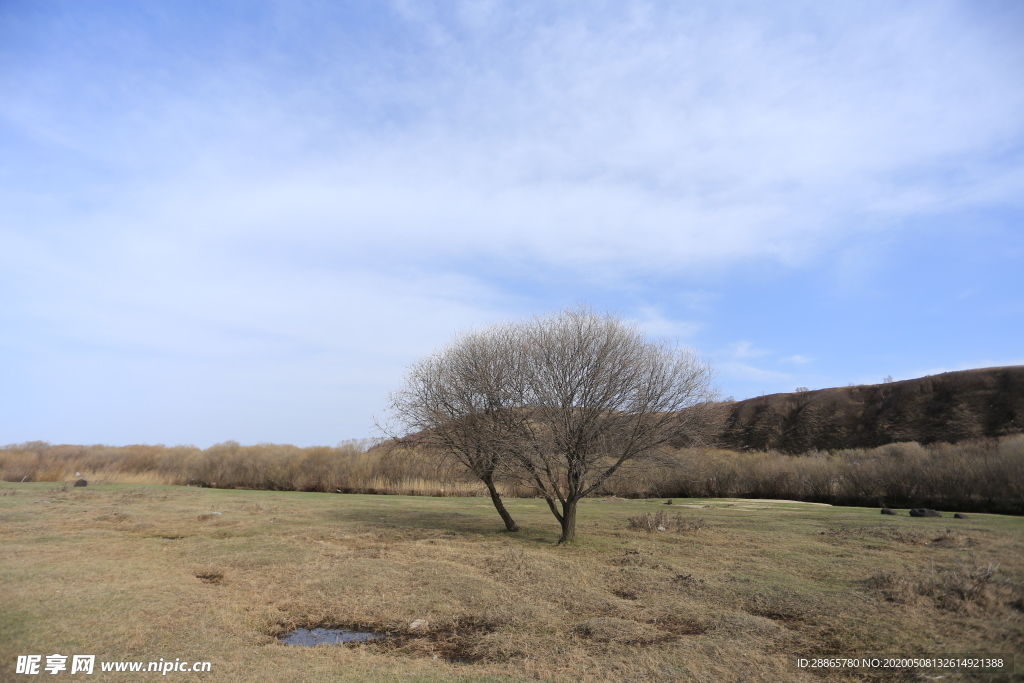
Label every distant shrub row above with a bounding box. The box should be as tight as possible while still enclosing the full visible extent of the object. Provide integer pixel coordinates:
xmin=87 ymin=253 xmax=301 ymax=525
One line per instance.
xmin=0 ymin=439 xmax=482 ymax=497
xmin=3 ymin=435 xmax=1022 ymax=514
xmin=597 ymin=435 xmax=1024 ymax=514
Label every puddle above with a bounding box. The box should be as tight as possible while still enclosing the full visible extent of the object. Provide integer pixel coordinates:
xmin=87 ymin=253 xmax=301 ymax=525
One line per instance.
xmin=278 ymin=628 xmax=385 ymax=646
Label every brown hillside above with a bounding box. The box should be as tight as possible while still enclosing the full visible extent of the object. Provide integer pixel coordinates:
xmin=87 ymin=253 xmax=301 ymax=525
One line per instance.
xmin=716 ymin=366 xmax=1024 ymax=453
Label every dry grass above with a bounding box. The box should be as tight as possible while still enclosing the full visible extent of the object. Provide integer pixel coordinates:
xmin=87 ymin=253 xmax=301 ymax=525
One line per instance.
xmin=5 ymin=435 xmax=1023 ymax=516
xmin=625 ymin=510 xmax=708 ymax=534
xmin=0 ymin=441 xmax=524 ymax=498
xmin=1 ymin=483 xmax=1022 ymax=682
xmin=867 ymin=558 xmax=1007 ymax=613
xmin=601 ymin=435 xmax=1024 ymax=514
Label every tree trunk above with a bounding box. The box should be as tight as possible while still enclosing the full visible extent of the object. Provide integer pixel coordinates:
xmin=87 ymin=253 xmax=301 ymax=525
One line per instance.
xmin=482 ymin=474 xmax=519 ymax=532
xmin=557 ymin=498 xmax=578 ymax=544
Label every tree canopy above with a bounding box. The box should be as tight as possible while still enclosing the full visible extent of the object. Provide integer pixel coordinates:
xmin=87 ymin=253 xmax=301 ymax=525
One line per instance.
xmin=388 ymin=306 xmax=718 ymax=542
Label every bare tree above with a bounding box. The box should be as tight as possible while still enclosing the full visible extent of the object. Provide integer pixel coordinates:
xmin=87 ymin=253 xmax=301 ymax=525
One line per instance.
xmin=388 ymin=306 xmax=719 ymax=542
xmin=387 ymin=323 xmax=526 ymax=531
xmin=507 ymin=307 xmax=719 ymax=542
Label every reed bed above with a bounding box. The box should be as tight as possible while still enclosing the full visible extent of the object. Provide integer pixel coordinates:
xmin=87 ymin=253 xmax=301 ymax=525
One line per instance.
xmin=3 ymin=435 xmax=1022 ymax=513
xmin=598 ymin=434 xmax=1024 ymax=514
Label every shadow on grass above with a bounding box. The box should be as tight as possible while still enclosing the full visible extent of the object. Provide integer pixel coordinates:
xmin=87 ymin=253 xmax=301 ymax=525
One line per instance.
xmin=326 ymin=505 xmax=561 ymax=544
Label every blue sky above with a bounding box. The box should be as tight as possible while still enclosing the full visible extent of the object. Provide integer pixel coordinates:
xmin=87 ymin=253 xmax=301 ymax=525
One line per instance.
xmin=2 ymin=0 xmax=1022 ymax=447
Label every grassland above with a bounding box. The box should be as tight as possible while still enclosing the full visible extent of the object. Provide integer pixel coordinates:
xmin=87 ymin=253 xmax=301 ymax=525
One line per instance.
xmin=1 ymin=483 xmax=1022 ymax=682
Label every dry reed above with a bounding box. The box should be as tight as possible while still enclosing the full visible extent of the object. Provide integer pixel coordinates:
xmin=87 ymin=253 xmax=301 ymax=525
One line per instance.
xmin=3 ymin=435 xmax=1022 ymax=513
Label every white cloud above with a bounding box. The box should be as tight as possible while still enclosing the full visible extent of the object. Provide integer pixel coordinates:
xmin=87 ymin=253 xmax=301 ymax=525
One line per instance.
xmin=2 ymin=0 xmax=1022 ymax=444
xmin=728 ymin=341 xmax=771 ymax=360
xmin=5 ymin=1 xmax=1022 ymax=276
xmin=628 ymin=306 xmax=702 ymax=340
xmin=717 ymin=361 xmax=791 ymax=384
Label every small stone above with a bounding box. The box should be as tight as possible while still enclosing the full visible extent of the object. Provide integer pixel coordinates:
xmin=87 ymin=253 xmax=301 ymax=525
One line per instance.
xmin=953 ymin=513 xmax=968 ymax=519
xmin=656 ymin=525 xmax=667 ymax=532
xmin=409 ymin=619 xmax=428 ymax=631
xmin=74 ymin=479 xmax=87 ymax=487
xmin=880 ymin=508 xmax=896 ymax=515
xmin=665 ymin=500 xmax=673 ymax=505
xmin=909 ymin=508 xmax=941 ymax=518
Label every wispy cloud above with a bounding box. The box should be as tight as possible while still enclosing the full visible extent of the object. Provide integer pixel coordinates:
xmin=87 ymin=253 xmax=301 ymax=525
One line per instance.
xmin=5 ymin=1 xmax=1022 ymax=274
xmin=727 ymin=341 xmax=771 ymax=360
xmin=1 ymin=0 xmax=1021 ymax=444
xmin=629 ymin=307 xmax=702 ymax=341
xmin=718 ymin=362 xmax=792 ymax=384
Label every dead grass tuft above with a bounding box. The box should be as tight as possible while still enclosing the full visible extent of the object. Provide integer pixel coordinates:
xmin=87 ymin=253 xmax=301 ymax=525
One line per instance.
xmin=572 ymin=617 xmax=665 ymax=644
xmin=670 ymin=573 xmax=706 ymax=590
xmin=626 ymin=510 xmax=707 ymax=533
xmin=649 ymin=616 xmax=709 ymax=635
xmin=868 ymin=559 xmax=1004 ymax=612
xmin=95 ymin=510 xmax=132 ymax=523
xmin=195 ymin=571 xmax=225 ymax=584
xmin=930 ymin=527 xmax=979 ymax=548
xmin=824 ymin=524 xmax=932 ymax=546
xmin=610 ymin=549 xmax=672 ymax=570
xmin=744 ymin=590 xmax=813 ymax=625
xmin=384 ymin=629 xmax=493 ymax=664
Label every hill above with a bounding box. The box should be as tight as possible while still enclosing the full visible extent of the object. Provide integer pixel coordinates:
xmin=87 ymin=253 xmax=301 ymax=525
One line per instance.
xmin=716 ymin=366 xmax=1024 ymax=453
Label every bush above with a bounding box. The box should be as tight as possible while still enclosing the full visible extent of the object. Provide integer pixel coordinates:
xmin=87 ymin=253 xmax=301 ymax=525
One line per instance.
xmin=2 ymin=435 xmax=1022 ymax=513
xmin=627 ymin=511 xmax=707 ymax=533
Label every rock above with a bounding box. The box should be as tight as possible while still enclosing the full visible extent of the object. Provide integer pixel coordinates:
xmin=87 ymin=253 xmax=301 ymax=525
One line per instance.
xmin=880 ymin=508 xmax=896 ymax=515
xmin=665 ymin=499 xmax=673 ymax=505
xmin=74 ymin=479 xmax=87 ymax=487
xmin=656 ymin=525 xmax=667 ymax=532
xmin=953 ymin=513 xmax=968 ymax=519
xmin=409 ymin=619 xmax=428 ymax=631
xmin=909 ymin=508 xmax=941 ymax=517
